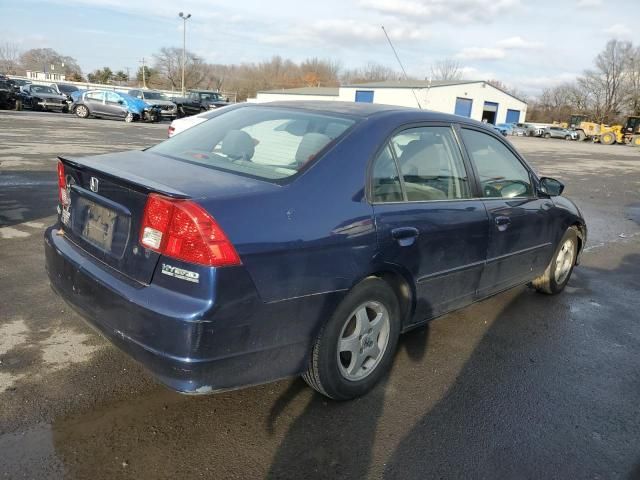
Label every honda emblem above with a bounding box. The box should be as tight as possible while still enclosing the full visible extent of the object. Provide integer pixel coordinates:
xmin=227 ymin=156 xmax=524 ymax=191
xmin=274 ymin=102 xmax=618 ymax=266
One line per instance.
xmin=89 ymin=177 xmax=99 ymax=192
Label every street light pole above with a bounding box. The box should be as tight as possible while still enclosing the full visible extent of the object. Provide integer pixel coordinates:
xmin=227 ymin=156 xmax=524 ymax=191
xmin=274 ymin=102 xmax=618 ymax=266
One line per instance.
xmin=178 ymin=12 xmax=191 ymax=97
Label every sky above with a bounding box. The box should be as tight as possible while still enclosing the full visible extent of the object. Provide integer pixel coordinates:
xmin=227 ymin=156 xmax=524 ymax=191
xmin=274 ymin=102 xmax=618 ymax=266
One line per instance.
xmin=1 ymin=0 xmax=636 ymax=96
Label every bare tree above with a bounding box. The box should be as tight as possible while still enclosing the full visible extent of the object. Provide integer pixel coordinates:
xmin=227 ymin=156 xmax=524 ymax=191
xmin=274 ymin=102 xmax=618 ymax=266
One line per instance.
xmin=19 ymin=48 xmax=82 ymax=77
xmin=0 ymin=42 xmax=21 ymax=75
xmin=430 ymin=58 xmax=463 ymax=81
xmin=579 ymin=39 xmax=632 ymax=122
xmin=299 ymin=58 xmax=341 ymax=87
xmin=486 ymin=79 xmax=526 ymax=102
xmin=153 ymin=47 xmax=206 ymax=91
xmin=624 ymin=46 xmax=640 ymax=116
xmin=341 ymin=62 xmax=403 ymax=84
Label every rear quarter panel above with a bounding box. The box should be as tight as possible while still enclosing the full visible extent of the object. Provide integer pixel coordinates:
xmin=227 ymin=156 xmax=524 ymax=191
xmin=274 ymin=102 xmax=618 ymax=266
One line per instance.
xmin=199 ymin=118 xmax=395 ymax=304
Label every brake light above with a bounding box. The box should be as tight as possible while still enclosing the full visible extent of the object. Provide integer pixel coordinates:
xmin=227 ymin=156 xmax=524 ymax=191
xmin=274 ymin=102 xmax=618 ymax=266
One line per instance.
xmin=140 ymin=194 xmax=241 ymax=267
xmin=57 ymin=161 xmax=69 ymax=206
xmin=168 ymin=125 xmax=175 ymax=137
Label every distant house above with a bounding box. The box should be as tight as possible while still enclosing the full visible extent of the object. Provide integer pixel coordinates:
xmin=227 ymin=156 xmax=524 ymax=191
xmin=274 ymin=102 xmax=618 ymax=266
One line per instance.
xmin=254 ymin=80 xmax=527 ymax=124
xmin=26 ymin=70 xmax=66 ymax=82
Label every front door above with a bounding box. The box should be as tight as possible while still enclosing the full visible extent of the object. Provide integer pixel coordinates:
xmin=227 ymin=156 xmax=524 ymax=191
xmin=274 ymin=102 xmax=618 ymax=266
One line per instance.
xmin=372 ymin=125 xmax=490 ymax=324
xmin=459 ymin=127 xmax=555 ymax=296
xmin=103 ymin=92 xmax=127 ymax=118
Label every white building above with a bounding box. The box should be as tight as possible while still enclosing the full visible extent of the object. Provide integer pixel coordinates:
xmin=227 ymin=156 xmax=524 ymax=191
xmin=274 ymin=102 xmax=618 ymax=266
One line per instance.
xmin=255 ymin=80 xmax=527 ymax=124
xmin=26 ymin=70 xmax=66 ymax=82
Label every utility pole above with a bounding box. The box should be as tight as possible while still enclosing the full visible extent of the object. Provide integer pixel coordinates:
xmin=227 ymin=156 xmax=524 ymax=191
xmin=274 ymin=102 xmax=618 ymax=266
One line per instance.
xmin=179 ymin=12 xmax=192 ymax=96
xmin=139 ymin=58 xmax=147 ymax=88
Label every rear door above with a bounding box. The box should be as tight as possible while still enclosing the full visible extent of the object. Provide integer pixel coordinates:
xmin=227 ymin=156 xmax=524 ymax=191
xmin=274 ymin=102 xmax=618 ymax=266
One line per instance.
xmin=459 ymin=127 xmax=554 ymax=296
xmin=372 ymin=125 xmax=490 ymax=323
xmin=84 ymin=91 xmax=105 ymax=115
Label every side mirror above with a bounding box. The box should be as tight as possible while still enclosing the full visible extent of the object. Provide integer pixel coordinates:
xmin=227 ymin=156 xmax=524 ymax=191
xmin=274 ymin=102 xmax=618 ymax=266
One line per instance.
xmin=539 ymin=177 xmax=564 ymax=196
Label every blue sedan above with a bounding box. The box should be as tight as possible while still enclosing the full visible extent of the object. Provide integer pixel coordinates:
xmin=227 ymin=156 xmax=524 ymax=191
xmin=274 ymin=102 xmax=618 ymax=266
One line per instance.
xmin=45 ymin=102 xmax=587 ymax=400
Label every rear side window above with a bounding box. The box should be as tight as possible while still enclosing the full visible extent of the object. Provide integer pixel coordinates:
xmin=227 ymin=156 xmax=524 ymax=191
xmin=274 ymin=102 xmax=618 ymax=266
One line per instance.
xmin=371 ymin=146 xmax=403 ymax=202
xmin=390 ymin=126 xmax=470 ymax=201
xmin=149 ymin=107 xmax=355 ymax=180
xmin=86 ymin=91 xmax=103 ymax=102
xmin=461 ymin=128 xmax=533 ymax=199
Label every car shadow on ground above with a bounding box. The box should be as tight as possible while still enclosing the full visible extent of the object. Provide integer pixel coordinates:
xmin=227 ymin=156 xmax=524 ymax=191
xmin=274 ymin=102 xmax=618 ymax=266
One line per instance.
xmin=0 ymin=170 xmax=57 ymax=228
xmin=268 ymin=253 xmax=640 ymax=479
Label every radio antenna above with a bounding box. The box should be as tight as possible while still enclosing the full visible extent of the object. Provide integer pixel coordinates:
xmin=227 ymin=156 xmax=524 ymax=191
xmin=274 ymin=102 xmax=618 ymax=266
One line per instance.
xmin=381 ymin=25 xmax=422 ymax=109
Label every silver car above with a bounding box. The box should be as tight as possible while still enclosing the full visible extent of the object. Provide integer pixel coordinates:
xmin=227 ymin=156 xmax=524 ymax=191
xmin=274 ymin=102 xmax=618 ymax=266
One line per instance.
xmin=543 ymin=126 xmax=577 ymax=140
xmin=128 ymin=89 xmax=178 ymax=119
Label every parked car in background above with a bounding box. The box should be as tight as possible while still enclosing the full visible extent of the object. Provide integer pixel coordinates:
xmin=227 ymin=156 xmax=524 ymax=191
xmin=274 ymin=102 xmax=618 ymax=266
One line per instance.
xmin=54 ymin=83 xmax=80 ymax=112
xmin=167 ymin=109 xmax=214 ymax=137
xmin=516 ymin=123 xmax=545 ymax=137
xmin=128 ymin=89 xmax=178 ymax=120
xmin=46 ymin=101 xmax=586 ymax=401
xmin=543 ymin=126 xmax=577 ymax=140
xmin=71 ymin=90 xmax=161 ymax=123
xmin=169 ymin=90 xmax=231 ymax=117
xmin=11 ymin=78 xmax=32 ymax=91
xmin=494 ymin=124 xmax=511 ymax=136
xmin=0 ymin=75 xmax=18 ymax=110
xmin=21 ymin=84 xmax=68 ymax=112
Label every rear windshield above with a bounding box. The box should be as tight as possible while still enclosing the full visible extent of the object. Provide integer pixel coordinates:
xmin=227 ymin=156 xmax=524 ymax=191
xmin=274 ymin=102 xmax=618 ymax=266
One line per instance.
xmin=149 ymin=106 xmax=355 ymax=180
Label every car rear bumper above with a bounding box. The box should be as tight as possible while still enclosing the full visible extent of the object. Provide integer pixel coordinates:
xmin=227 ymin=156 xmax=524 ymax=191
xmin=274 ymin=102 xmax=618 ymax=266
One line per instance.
xmin=44 ymin=225 xmax=339 ymax=393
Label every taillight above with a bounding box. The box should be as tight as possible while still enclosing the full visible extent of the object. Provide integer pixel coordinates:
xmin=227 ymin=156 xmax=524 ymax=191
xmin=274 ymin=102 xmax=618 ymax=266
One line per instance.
xmin=168 ymin=125 xmax=175 ymax=137
xmin=57 ymin=161 xmax=69 ymax=206
xmin=140 ymin=194 xmax=241 ymax=267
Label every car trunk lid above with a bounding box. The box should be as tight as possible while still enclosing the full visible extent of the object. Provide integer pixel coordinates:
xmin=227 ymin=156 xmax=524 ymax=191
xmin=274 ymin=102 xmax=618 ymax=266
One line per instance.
xmin=58 ymin=150 xmax=278 ymax=285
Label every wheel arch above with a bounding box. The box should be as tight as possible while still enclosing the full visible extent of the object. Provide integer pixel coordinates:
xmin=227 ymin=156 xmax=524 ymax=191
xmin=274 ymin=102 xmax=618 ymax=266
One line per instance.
xmin=350 ymin=265 xmax=416 ymax=330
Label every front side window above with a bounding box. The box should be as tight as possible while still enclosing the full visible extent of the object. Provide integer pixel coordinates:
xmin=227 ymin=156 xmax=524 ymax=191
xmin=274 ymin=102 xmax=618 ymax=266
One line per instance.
xmin=105 ymin=92 xmax=120 ymax=103
xmin=148 ymin=107 xmax=355 ymax=181
xmin=461 ymin=128 xmax=533 ymax=199
xmin=389 ymin=126 xmax=470 ymax=201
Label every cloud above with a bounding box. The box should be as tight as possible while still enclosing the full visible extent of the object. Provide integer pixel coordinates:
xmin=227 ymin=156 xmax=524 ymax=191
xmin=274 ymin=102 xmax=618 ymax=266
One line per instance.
xmin=577 ymin=0 xmax=602 ymax=6
xmin=359 ymin=0 xmax=521 ymax=23
xmin=456 ymin=47 xmax=506 ymax=60
xmin=497 ymin=36 xmax=544 ymax=50
xmin=263 ymin=19 xmax=430 ymax=47
xmin=603 ymin=23 xmax=632 ymax=39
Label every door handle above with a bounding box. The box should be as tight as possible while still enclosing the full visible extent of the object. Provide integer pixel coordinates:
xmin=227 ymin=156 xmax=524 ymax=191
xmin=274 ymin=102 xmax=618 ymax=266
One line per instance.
xmin=494 ymin=216 xmax=511 ymax=232
xmin=391 ymin=227 xmax=420 ymax=247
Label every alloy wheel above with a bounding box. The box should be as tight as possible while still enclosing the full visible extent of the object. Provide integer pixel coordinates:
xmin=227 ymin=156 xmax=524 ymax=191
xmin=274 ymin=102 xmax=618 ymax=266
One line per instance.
xmin=554 ymin=239 xmax=575 ymax=284
xmin=336 ymin=301 xmax=390 ymax=381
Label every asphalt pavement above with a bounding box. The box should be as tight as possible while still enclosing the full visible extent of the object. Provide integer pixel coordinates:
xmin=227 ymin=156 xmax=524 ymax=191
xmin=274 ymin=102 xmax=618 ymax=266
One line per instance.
xmin=0 ymin=111 xmax=639 ymax=479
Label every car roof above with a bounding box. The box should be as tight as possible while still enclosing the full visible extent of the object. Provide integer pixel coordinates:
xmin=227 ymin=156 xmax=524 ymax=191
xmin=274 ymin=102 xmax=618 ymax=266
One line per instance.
xmin=247 ymin=101 xmax=486 ymax=127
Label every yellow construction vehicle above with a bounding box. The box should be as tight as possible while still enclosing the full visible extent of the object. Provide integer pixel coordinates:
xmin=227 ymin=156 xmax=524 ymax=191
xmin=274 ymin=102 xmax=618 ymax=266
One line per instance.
xmin=567 ymin=114 xmax=630 ymax=145
xmin=622 ymin=116 xmax=640 ymax=147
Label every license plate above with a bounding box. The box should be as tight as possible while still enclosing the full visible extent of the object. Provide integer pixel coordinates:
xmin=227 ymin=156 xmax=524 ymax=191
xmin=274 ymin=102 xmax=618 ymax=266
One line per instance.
xmin=80 ymin=201 xmax=117 ymax=251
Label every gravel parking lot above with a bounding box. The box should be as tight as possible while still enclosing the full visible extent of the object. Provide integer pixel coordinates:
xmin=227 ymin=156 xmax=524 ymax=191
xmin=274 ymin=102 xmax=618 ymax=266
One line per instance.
xmin=0 ymin=111 xmax=639 ymax=479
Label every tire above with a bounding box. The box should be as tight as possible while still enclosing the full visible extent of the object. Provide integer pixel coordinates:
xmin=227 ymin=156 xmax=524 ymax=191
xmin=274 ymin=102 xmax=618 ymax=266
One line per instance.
xmin=544 ymin=133 xmax=551 ymax=139
xmin=124 ymin=112 xmax=134 ymax=123
xmin=531 ymin=227 xmax=579 ymax=295
xmin=75 ymin=104 xmax=90 ymax=118
xmin=302 ymin=277 xmax=401 ymax=400
xmin=564 ymin=135 xmax=571 ymax=141
xmin=577 ymin=130 xmax=586 ymax=141
xmin=630 ymin=135 xmax=640 ymax=147
xmin=600 ymin=132 xmax=616 ymax=145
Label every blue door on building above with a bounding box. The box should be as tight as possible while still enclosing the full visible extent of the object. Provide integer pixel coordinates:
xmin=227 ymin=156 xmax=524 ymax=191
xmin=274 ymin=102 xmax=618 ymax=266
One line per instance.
xmin=355 ymin=90 xmax=374 ymax=103
xmin=506 ymin=109 xmax=520 ymax=124
xmin=454 ymin=97 xmax=473 ymax=117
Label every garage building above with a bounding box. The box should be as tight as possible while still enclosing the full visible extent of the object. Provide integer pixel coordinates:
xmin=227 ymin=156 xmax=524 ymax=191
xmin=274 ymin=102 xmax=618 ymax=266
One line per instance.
xmin=254 ymin=80 xmax=527 ymax=124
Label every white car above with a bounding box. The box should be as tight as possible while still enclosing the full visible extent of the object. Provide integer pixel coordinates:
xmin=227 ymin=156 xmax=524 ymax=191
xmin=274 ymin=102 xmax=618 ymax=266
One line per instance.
xmin=167 ymin=110 xmax=213 ymax=137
